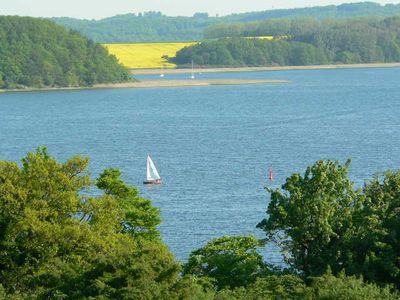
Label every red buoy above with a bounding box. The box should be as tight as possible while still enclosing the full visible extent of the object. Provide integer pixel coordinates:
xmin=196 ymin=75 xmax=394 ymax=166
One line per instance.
xmin=269 ymin=166 xmax=273 ymax=181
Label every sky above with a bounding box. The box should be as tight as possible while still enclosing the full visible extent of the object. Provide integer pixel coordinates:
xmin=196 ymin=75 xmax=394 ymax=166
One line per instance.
xmin=1 ymin=0 xmax=400 ymax=19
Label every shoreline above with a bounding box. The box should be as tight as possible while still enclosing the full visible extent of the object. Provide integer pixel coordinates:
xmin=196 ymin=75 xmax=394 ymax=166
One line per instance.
xmin=0 ymin=79 xmax=288 ymax=94
xmin=2 ymin=62 xmax=398 ymax=93
xmin=130 ymin=62 xmax=400 ymax=74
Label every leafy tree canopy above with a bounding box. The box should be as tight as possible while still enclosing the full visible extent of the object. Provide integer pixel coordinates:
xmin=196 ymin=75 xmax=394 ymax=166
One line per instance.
xmin=258 ymin=159 xmax=400 ymax=289
xmin=347 ymin=171 xmax=400 ymax=287
xmin=96 ymin=168 xmax=161 ymax=240
xmin=0 ymin=148 xmax=179 ymax=299
xmin=257 ymin=160 xmax=358 ymax=277
xmin=183 ymin=235 xmax=270 ymax=289
xmin=2 ymin=150 xmax=400 ymax=297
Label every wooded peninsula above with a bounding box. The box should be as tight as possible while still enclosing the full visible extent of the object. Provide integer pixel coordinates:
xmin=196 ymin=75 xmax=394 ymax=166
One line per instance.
xmin=0 ymin=16 xmax=130 ymax=90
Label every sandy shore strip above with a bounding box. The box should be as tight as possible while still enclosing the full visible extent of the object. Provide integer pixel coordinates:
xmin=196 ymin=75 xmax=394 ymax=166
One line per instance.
xmin=95 ymin=79 xmax=288 ymax=89
xmin=0 ymin=79 xmax=288 ymax=93
xmin=131 ymin=62 xmax=400 ymax=75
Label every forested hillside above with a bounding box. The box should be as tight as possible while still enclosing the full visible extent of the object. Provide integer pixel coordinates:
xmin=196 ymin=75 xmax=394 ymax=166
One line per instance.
xmin=53 ymin=2 xmax=400 ymax=42
xmin=226 ymin=1 xmax=400 ymax=22
xmin=54 ymin=12 xmax=214 ymax=43
xmin=173 ymin=16 xmax=400 ymax=67
xmin=0 ymin=16 xmax=130 ymax=89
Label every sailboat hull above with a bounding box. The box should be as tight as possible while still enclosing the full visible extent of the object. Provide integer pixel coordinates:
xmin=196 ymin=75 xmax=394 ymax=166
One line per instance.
xmin=143 ymin=179 xmax=162 ymax=185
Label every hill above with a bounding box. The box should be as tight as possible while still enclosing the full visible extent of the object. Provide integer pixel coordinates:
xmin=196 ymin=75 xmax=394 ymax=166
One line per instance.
xmin=53 ymin=12 xmax=216 ymax=43
xmin=52 ymin=2 xmax=400 ymax=43
xmin=0 ymin=16 xmax=130 ymax=89
xmin=225 ymin=1 xmax=400 ymax=22
xmin=172 ymin=16 xmax=400 ymax=67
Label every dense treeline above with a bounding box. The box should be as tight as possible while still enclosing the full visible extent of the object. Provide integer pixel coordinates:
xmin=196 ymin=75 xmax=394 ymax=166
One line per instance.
xmin=53 ymin=2 xmax=400 ymax=42
xmin=205 ymin=16 xmax=339 ymax=38
xmin=206 ymin=6 xmax=400 ymax=38
xmin=225 ymin=1 xmax=400 ymax=23
xmin=173 ymin=16 xmax=400 ymax=67
xmin=1 ymin=149 xmax=400 ymax=299
xmin=0 ymin=16 xmax=130 ymax=89
xmin=53 ymin=12 xmax=216 ymax=43
xmin=171 ymin=38 xmax=332 ymax=67
xmin=258 ymin=160 xmax=400 ymax=288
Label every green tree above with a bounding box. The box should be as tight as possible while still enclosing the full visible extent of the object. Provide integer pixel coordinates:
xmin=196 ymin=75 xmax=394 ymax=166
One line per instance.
xmin=214 ymin=272 xmax=399 ymax=300
xmin=96 ymin=168 xmax=161 ymax=240
xmin=183 ymin=235 xmax=269 ymax=289
xmin=257 ymin=160 xmax=361 ymax=277
xmin=310 ymin=271 xmax=398 ymax=300
xmin=345 ymin=171 xmax=400 ymax=287
xmin=0 ymin=148 xmax=179 ymax=299
xmin=215 ymin=275 xmax=312 ymax=300
xmin=0 ymin=71 xmax=4 ymax=88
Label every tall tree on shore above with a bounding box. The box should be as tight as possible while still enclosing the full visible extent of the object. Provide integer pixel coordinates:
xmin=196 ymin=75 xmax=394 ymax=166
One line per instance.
xmin=257 ymin=160 xmax=361 ymax=277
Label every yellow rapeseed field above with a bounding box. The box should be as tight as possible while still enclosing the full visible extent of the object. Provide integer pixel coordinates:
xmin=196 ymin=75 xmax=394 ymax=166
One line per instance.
xmin=104 ymin=37 xmax=282 ymax=69
xmin=104 ymin=42 xmax=197 ymax=69
xmin=246 ymin=36 xmax=275 ymax=40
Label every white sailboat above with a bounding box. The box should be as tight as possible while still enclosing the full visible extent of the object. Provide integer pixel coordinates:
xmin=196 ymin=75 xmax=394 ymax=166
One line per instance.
xmin=143 ymin=155 xmax=162 ymax=184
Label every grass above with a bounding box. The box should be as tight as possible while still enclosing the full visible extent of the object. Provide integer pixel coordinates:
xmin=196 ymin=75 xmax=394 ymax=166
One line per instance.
xmin=104 ymin=42 xmax=197 ymax=69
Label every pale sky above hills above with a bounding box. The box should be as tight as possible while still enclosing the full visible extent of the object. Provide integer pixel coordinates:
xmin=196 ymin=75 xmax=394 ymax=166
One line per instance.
xmin=1 ymin=0 xmax=400 ymax=19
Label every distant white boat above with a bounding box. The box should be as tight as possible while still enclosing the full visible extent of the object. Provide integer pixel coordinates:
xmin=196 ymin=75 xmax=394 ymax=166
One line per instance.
xmin=190 ymin=60 xmax=195 ymax=79
xmin=143 ymin=155 xmax=162 ymax=185
xmin=160 ymin=65 xmax=165 ymax=78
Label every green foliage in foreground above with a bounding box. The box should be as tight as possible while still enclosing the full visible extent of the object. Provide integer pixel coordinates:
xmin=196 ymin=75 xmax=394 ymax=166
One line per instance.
xmin=174 ymin=16 xmax=400 ymax=67
xmin=96 ymin=168 xmax=161 ymax=240
xmin=1 ymin=149 xmax=400 ymax=299
xmin=0 ymin=148 xmax=179 ymax=298
xmin=183 ymin=235 xmax=270 ymax=289
xmin=258 ymin=159 xmax=400 ymax=288
xmin=216 ymin=273 xmax=398 ymax=300
xmin=0 ymin=16 xmax=130 ymax=89
xmin=258 ymin=160 xmax=358 ymax=277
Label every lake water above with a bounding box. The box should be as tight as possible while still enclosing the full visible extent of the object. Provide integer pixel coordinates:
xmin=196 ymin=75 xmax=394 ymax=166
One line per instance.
xmin=1 ymin=67 xmax=400 ymax=263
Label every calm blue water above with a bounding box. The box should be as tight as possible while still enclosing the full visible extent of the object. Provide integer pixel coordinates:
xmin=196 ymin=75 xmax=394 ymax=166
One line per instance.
xmin=1 ymin=68 xmax=400 ymax=264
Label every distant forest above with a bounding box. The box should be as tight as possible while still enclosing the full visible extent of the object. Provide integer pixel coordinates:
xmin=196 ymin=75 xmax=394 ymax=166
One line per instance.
xmin=53 ymin=2 xmax=400 ymax=43
xmin=172 ymin=16 xmax=400 ymax=67
xmin=0 ymin=16 xmax=130 ymax=89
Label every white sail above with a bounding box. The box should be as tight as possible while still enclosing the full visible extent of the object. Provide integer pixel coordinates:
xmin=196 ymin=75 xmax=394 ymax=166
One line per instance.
xmin=147 ymin=155 xmax=161 ymax=181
